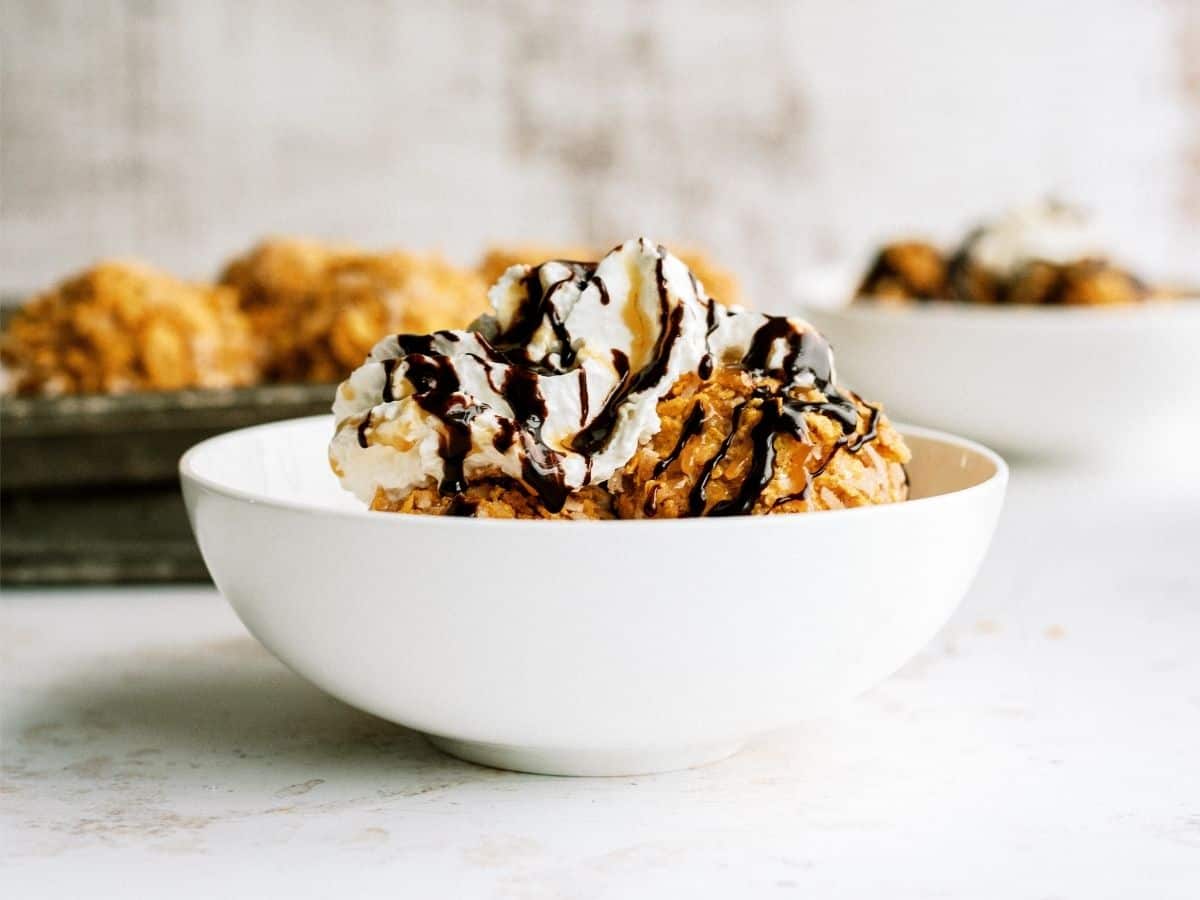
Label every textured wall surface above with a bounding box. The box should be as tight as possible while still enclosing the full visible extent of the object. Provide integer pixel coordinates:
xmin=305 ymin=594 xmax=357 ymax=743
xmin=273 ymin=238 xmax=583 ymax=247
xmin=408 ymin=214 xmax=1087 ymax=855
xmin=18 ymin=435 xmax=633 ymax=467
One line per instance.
xmin=2 ymin=0 xmax=1197 ymax=302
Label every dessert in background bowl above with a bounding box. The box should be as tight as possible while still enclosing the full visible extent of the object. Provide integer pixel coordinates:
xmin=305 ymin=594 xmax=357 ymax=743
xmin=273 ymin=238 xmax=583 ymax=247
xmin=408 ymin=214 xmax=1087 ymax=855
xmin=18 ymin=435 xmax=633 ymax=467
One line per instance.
xmin=854 ymin=202 xmax=1167 ymax=307
xmin=802 ymin=203 xmax=1200 ymax=459
xmin=182 ymin=239 xmax=1007 ymax=776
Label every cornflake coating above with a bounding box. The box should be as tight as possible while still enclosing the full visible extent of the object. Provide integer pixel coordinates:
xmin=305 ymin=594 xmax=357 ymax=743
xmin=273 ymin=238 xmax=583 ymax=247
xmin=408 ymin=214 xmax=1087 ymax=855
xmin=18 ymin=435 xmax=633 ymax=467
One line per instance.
xmin=856 ymin=242 xmax=950 ymax=302
xmin=0 ymin=261 xmax=259 ymax=395
xmin=370 ymin=481 xmax=615 ymax=520
xmin=478 ymin=244 xmax=747 ymax=308
xmin=221 ymin=238 xmax=488 ymax=382
xmin=610 ymin=370 xmax=910 ymax=519
xmin=1006 ymin=260 xmax=1146 ymax=306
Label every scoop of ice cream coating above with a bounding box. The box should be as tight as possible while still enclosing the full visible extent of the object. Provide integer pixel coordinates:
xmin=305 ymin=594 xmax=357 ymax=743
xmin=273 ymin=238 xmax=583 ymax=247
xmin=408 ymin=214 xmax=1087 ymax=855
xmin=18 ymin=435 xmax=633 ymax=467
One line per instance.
xmin=369 ymin=481 xmax=615 ymax=519
xmin=610 ymin=370 xmax=909 ymax=518
xmin=855 ymin=242 xmax=949 ymax=301
xmin=1005 ymin=259 xmax=1147 ymax=305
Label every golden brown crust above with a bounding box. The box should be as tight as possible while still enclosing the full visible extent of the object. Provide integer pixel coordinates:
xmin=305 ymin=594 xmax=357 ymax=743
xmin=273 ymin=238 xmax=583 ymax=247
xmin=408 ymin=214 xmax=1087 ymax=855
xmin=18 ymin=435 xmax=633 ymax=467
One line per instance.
xmin=1054 ymin=260 xmax=1146 ymax=306
xmin=856 ymin=242 xmax=950 ymax=302
xmin=367 ymin=368 xmax=909 ymax=520
xmin=0 ymin=261 xmax=260 ymax=395
xmin=221 ymin=238 xmax=489 ymax=383
xmin=370 ymin=481 xmax=615 ymax=520
xmin=610 ymin=369 xmax=910 ymax=518
xmin=478 ymin=244 xmax=747 ymax=308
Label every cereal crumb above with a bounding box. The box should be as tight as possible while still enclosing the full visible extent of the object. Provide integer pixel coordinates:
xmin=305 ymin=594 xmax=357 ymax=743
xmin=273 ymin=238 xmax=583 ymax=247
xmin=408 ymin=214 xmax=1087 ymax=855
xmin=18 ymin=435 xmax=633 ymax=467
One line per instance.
xmin=1 ymin=261 xmax=259 ymax=395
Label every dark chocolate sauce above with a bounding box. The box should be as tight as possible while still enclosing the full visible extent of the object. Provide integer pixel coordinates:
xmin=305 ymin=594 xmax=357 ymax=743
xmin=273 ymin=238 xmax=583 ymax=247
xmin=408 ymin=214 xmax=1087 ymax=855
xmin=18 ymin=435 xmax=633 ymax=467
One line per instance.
xmin=496 ymin=261 xmax=594 ymax=369
xmin=445 ymin=495 xmax=478 ymax=517
xmin=578 ymin=368 xmax=590 ymax=427
xmin=356 ymin=411 xmax=372 ymax=448
xmin=684 ymin=316 xmax=878 ymax=516
xmin=592 ymin=275 xmax=611 ymax=306
xmin=706 ymin=394 xmax=779 ymax=517
xmin=572 ymin=247 xmax=685 ymax=457
xmin=643 ymin=482 xmax=660 ymax=517
xmin=698 ymin=298 xmax=722 ymax=380
xmin=611 ymin=349 xmax=630 ymax=379
xmin=381 ymin=358 xmax=397 ymax=402
xmin=492 ymin=418 xmax=516 ymax=453
xmin=501 ymin=367 xmax=569 ymax=512
xmin=392 ymin=334 xmax=481 ymax=495
xmin=652 ymin=402 xmax=705 ymax=477
xmin=705 ymin=297 xmax=720 ymax=334
xmin=845 ymin=402 xmax=880 ymax=453
xmin=688 ymin=399 xmax=750 ymax=516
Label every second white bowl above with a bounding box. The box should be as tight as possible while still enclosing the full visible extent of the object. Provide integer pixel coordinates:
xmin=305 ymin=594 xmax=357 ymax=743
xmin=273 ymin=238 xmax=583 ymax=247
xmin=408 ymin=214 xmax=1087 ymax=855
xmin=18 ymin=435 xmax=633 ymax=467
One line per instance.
xmin=806 ymin=300 xmax=1200 ymax=459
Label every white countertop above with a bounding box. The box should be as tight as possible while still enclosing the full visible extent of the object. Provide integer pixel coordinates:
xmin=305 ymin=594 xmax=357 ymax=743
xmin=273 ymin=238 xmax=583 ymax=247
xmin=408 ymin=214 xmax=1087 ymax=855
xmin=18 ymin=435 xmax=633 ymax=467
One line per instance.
xmin=2 ymin=460 xmax=1198 ymax=898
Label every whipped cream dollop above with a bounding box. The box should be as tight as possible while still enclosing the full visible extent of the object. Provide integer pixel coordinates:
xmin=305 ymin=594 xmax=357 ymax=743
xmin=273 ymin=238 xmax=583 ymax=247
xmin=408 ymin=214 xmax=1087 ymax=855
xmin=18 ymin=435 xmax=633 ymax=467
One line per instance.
xmin=330 ymin=238 xmax=848 ymax=511
xmin=962 ymin=201 xmax=1102 ymax=276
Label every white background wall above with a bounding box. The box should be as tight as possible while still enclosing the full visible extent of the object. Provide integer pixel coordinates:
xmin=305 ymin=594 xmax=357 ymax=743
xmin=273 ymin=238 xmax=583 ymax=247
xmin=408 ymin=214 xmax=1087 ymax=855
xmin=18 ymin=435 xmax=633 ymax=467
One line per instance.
xmin=2 ymin=0 xmax=1197 ymax=302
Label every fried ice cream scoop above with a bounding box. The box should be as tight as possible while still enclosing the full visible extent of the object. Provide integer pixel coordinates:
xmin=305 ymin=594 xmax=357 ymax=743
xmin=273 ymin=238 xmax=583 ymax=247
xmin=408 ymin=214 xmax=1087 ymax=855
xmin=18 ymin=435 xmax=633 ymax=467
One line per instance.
xmin=610 ymin=369 xmax=909 ymax=518
xmin=331 ymin=239 xmax=909 ymax=520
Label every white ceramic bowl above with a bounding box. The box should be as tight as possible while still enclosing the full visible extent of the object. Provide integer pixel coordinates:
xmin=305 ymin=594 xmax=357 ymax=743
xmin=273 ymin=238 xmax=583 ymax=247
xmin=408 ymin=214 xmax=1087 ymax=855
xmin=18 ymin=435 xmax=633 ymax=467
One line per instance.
xmin=805 ymin=300 xmax=1200 ymax=460
xmin=181 ymin=416 xmax=1006 ymax=776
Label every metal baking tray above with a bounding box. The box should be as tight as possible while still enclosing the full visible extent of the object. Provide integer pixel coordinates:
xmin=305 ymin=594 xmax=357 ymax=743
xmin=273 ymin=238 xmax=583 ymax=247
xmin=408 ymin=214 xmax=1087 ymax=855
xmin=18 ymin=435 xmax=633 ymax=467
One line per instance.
xmin=1 ymin=383 xmax=334 ymax=584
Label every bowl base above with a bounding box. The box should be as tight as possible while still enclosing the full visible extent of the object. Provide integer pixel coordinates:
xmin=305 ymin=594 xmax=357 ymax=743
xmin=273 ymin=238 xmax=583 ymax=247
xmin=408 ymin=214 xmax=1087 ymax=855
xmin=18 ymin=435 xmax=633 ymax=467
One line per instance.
xmin=425 ymin=734 xmax=744 ymax=777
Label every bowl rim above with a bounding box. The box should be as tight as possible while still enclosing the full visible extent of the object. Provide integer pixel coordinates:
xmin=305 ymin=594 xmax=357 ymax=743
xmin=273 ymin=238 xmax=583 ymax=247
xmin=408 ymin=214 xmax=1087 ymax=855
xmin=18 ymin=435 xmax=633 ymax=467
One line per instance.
xmin=179 ymin=416 xmax=1008 ymax=530
xmin=805 ymin=296 xmax=1200 ymax=326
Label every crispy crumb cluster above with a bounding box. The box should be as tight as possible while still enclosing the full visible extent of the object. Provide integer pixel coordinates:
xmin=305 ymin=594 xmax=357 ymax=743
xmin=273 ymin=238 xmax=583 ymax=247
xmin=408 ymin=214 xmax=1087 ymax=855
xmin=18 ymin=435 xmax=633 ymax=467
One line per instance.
xmin=220 ymin=238 xmax=489 ymax=382
xmin=478 ymin=244 xmax=747 ymax=308
xmin=370 ymin=482 xmax=615 ymax=520
xmin=368 ymin=367 xmax=909 ymax=520
xmin=855 ymin=242 xmax=952 ymax=302
xmin=610 ymin=370 xmax=910 ymax=518
xmin=0 ymin=261 xmax=259 ymax=395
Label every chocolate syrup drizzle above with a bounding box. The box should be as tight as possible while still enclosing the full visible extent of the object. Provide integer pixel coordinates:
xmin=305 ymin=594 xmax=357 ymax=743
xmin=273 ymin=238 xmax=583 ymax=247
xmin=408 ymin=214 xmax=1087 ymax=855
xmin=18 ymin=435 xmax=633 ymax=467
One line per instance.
xmin=682 ymin=317 xmax=878 ymax=516
xmin=652 ymin=402 xmax=705 ymax=477
xmin=572 ymin=247 xmax=685 ymax=457
xmin=358 ymin=244 xmax=884 ymax=517
xmin=391 ymin=334 xmax=485 ymax=495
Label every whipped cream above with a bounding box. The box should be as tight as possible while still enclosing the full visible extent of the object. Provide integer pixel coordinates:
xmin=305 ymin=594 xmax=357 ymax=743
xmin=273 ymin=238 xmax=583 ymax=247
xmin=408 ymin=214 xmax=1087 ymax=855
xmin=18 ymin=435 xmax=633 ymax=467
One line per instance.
xmin=963 ymin=201 xmax=1102 ymax=275
xmin=330 ymin=239 xmax=845 ymax=511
